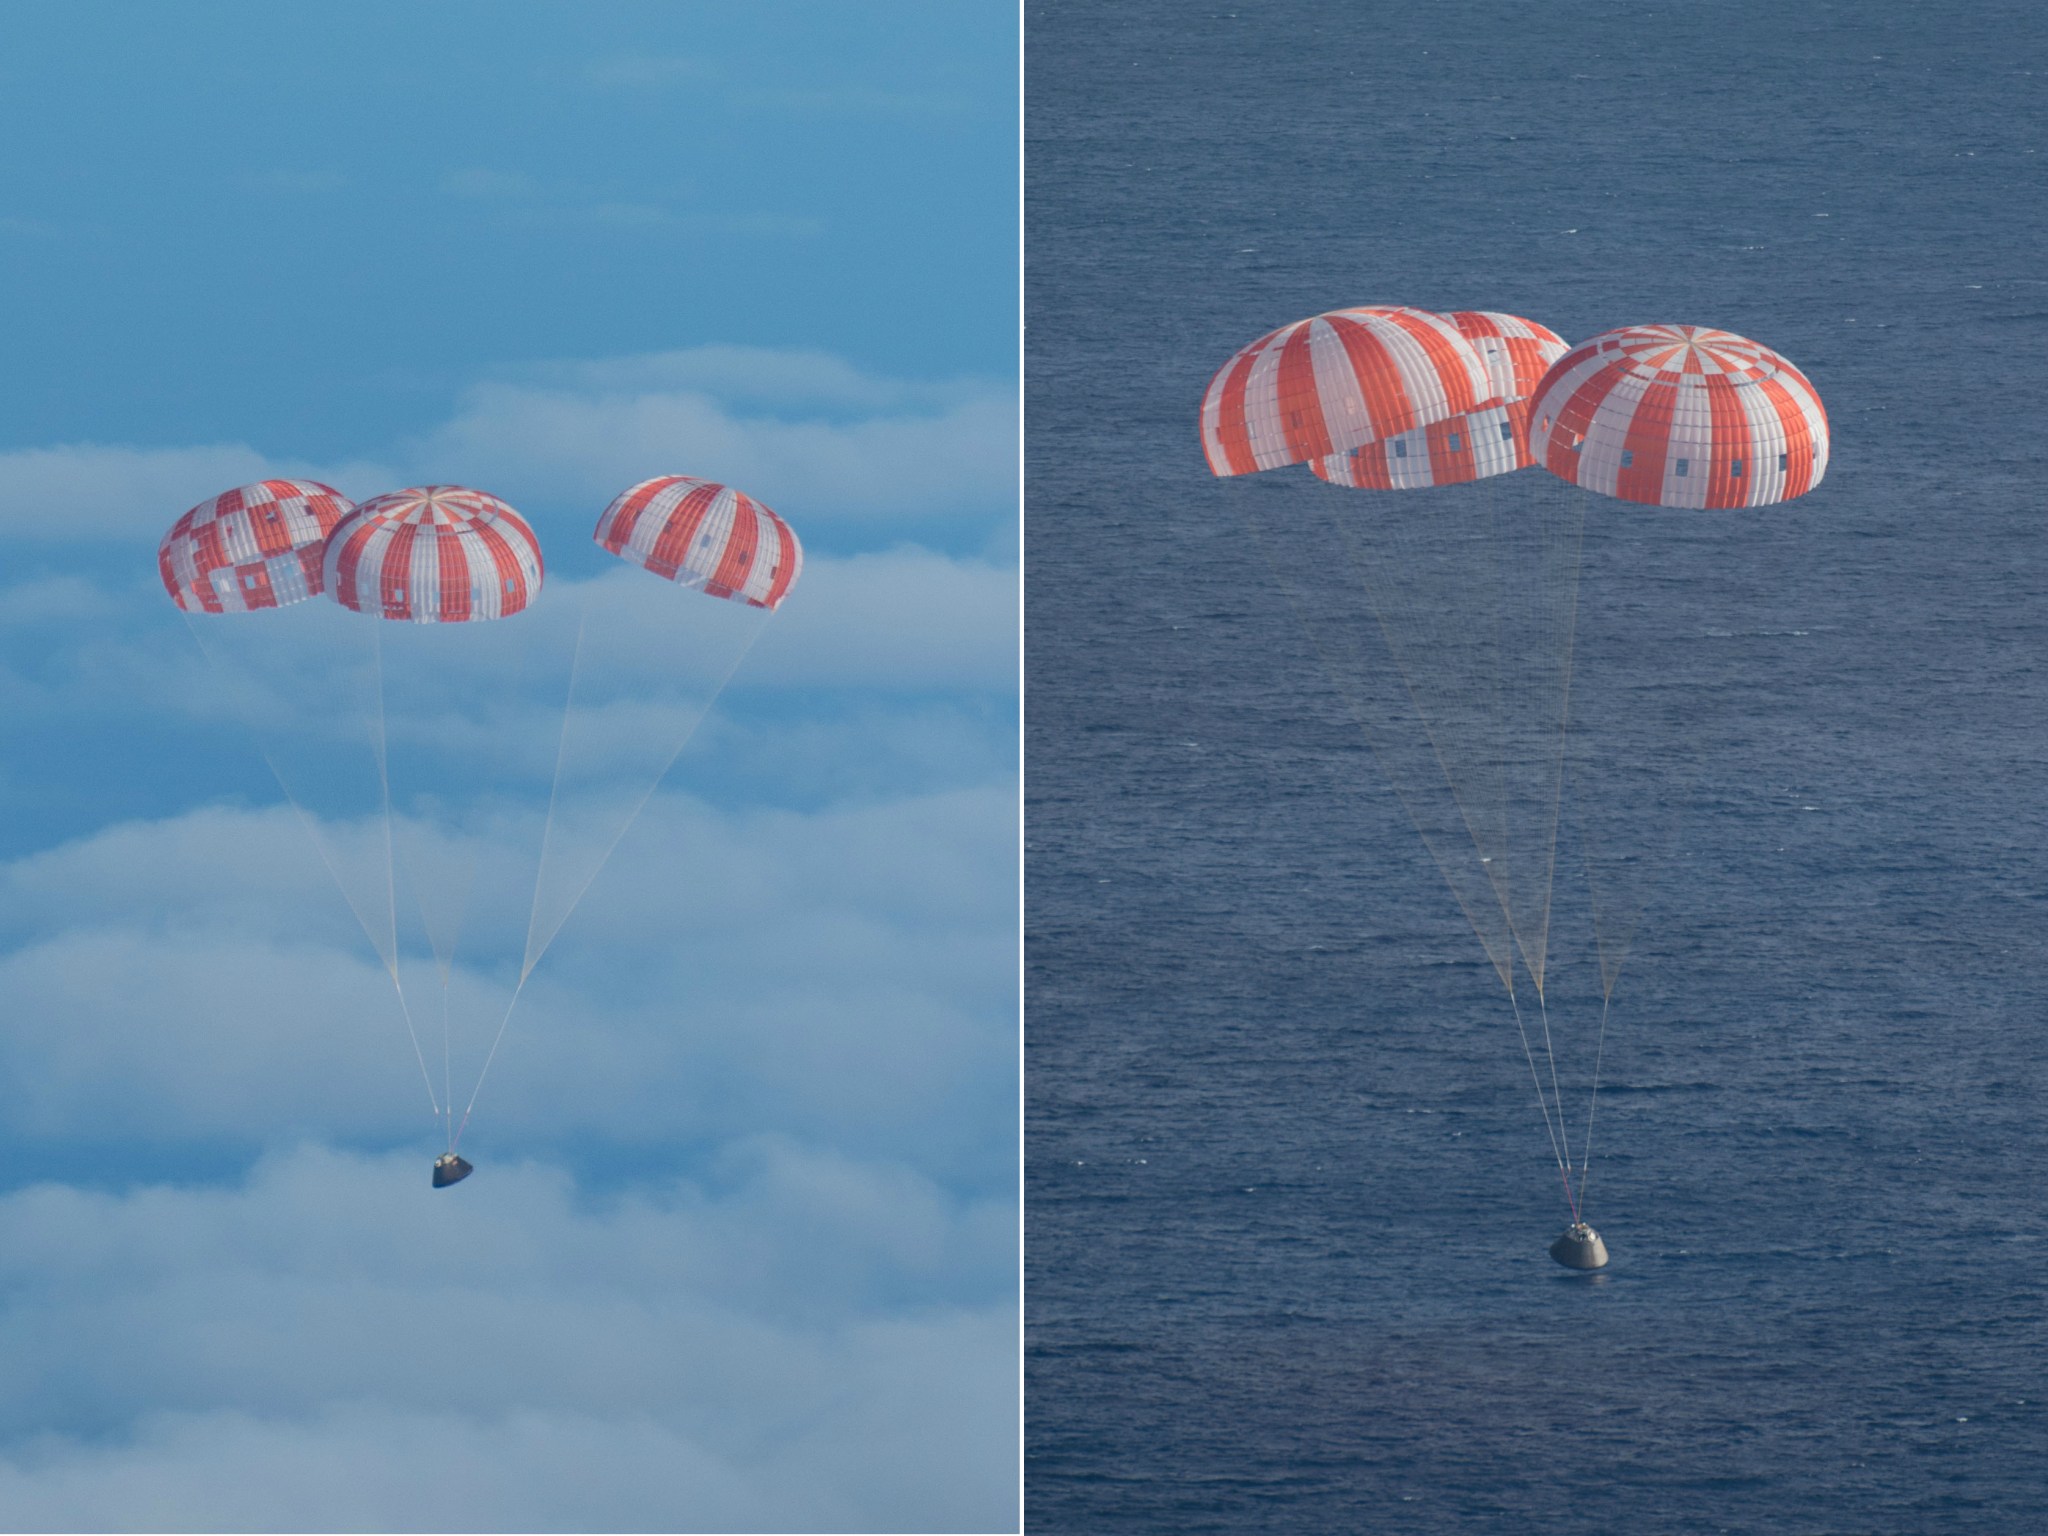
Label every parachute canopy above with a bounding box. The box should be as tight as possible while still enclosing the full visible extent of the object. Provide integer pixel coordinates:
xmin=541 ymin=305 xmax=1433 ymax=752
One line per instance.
xmin=1310 ymin=312 xmax=1568 ymax=491
xmin=1447 ymin=310 xmax=1571 ymax=405
xmin=593 ymin=475 xmax=803 ymax=610
xmin=1201 ymin=306 xmax=1495 ymax=477
xmin=1310 ymin=400 xmax=1530 ymax=490
xmin=1528 ymin=324 xmax=1830 ymax=509
xmin=325 ymin=485 xmax=544 ymax=623
xmin=158 ymin=480 xmax=353 ymax=613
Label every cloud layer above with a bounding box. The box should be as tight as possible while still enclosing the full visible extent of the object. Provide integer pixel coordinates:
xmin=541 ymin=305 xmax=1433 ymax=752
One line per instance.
xmin=0 ymin=1145 xmax=1017 ymax=1534
xmin=0 ymin=346 xmax=1016 ymax=557
xmin=0 ymin=339 xmax=1018 ymax=1532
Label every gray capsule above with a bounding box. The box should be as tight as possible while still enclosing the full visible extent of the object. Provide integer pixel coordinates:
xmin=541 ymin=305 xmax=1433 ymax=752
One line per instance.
xmin=1549 ymin=1222 xmax=1609 ymax=1270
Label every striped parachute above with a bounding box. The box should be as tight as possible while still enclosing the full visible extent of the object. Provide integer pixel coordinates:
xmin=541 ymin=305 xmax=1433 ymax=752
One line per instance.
xmin=162 ymin=466 xmax=798 ymax=1178
xmin=593 ymin=476 xmax=803 ymax=609
xmin=1200 ymin=306 xmax=1494 ymax=476
xmin=1310 ymin=312 xmax=1569 ymax=490
xmin=158 ymin=480 xmax=353 ymax=613
xmin=324 ymin=485 xmax=544 ymax=622
xmin=1206 ymin=306 xmax=1831 ymax=1241
xmin=1528 ymin=324 xmax=1830 ymax=508
xmin=1452 ymin=310 xmax=1573 ymax=405
xmin=512 ymin=474 xmax=804 ymax=1029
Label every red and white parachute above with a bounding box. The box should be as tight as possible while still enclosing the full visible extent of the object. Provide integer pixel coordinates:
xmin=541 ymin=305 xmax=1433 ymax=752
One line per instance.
xmin=1528 ymin=324 xmax=1830 ymax=508
xmin=1200 ymin=306 xmax=1494 ymax=476
xmin=593 ymin=475 xmax=802 ymax=610
xmin=1449 ymin=310 xmax=1572 ymax=406
xmin=1310 ymin=312 xmax=1568 ymax=490
xmin=160 ymin=466 xmax=805 ymax=1167
xmin=157 ymin=480 xmax=353 ymax=613
xmin=323 ymin=485 xmax=545 ymax=622
xmin=1198 ymin=306 xmax=1833 ymax=1240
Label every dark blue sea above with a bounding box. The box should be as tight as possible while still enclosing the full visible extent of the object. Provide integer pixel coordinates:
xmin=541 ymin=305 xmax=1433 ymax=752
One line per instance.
xmin=1025 ymin=4 xmax=2048 ymax=1531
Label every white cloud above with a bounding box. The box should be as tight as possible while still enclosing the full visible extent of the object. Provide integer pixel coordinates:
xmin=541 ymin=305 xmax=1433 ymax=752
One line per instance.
xmin=0 ymin=576 xmax=117 ymax=626
xmin=0 ymin=1145 xmax=1019 ymax=1534
xmin=506 ymin=346 xmax=985 ymax=416
xmin=410 ymin=376 xmax=1014 ymax=528
xmin=0 ymin=444 xmax=395 ymax=544
xmin=749 ymin=549 xmax=1016 ymax=689
xmin=0 ymin=780 xmax=1018 ymax=1162
xmin=0 ymin=337 xmax=1019 ymax=1530
xmin=24 ymin=551 xmax=1012 ymax=765
xmin=0 ymin=347 xmax=1014 ymax=546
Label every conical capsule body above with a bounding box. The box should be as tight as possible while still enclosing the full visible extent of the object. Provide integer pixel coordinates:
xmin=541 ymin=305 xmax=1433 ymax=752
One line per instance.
xmin=1550 ymin=1223 xmax=1608 ymax=1269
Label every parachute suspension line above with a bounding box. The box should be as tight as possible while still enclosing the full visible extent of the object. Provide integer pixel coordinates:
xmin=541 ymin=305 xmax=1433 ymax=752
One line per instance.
xmin=369 ymin=621 xmax=401 ymax=978
xmin=414 ymin=840 xmax=480 ymax=986
xmin=518 ymin=617 xmax=771 ymax=983
xmin=1534 ymin=984 xmax=1571 ymax=1182
xmin=369 ymin=621 xmax=443 ymax=1123
xmin=383 ymin=964 xmax=441 ymax=1119
xmin=177 ymin=611 xmax=400 ymax=974
xmin=1475 ymin=473 xmax=1517 ymax=952
xmin=1247 ymin=513 xmax=1509 ymax=987
xmin=1575 ymin=989 xmax=1614 ymax=1215
xmin=1522 ymin=476 xmax=1586 ymax=991
xmin=1329 ymin=472 xmax=1580 ymax=994
xmin=1507 ymin=981 xmax=1576 ymax=1220
xmin=450 ymin=972 xmax=528 ymax=1155
xmin=1311 ymin=502 xmax=1518 ymax=985
xmin=1492 ymin=477 xmax=1584 ymax=1193
xmin=1535 ymin=481 xmax=1594 ymax=1214
xmin=1334 ymin=503 xmax=1512 ymax=934
xmin=455 ymin=615 xmax=771 ymax=1152
xmin=177 ymin=611 xmax=436 ymax=1121
xmin=441 ymin=976 xmax=454 ymax=1152
xmin=517 ymin=615 xmax=588 ymax=982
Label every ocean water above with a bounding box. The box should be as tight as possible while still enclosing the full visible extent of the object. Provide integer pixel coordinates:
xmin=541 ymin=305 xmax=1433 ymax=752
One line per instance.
xmin=1024 ymin=3 xmax=2048 ymax=1531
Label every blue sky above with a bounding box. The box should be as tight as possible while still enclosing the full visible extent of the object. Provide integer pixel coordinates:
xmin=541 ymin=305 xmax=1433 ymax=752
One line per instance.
xmin=0 ymin=1 xmax=1015 ymax=457
xmin=0 ymin=4 xmax=1017 ymax=1531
